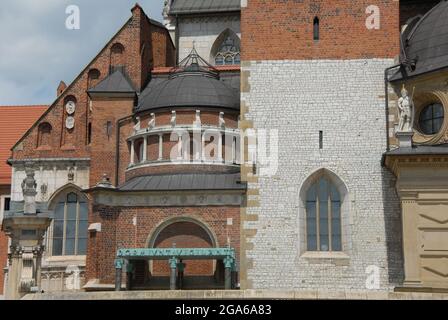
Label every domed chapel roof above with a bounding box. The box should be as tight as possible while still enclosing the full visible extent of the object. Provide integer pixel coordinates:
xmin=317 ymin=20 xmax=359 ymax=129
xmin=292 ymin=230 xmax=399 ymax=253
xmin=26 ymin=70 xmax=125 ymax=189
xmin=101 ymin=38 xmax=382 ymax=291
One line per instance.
xmin=392 ymin=1 xmax=448 ymax=81
xmin=135 ymin=48 xmax=240 ymax=113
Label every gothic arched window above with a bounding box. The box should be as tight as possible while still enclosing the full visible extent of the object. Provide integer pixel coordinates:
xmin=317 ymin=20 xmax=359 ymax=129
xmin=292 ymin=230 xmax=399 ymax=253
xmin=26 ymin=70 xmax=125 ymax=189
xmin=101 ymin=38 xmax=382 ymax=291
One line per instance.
xmin=211 ymin=29 xmax=241 ymax=66
xmin=52 ymin=192 xmax=88 ymax=256
xmin=306 ymin=176 xmax=342 ymax=252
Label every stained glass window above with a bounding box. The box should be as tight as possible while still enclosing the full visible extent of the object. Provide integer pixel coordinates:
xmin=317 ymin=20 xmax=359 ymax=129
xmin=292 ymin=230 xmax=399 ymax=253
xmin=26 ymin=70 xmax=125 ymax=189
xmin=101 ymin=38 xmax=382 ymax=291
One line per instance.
xmin=214 ymin=34 xmax=240 ymax=66
xmin=52 ymin=192 xmax=88 ymax=256
xmin=306 ymin=176 xmax=342 ymax=251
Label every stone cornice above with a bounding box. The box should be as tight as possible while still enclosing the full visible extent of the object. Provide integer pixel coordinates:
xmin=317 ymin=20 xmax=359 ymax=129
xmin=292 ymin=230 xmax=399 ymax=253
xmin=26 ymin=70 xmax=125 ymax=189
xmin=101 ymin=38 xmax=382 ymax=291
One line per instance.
xmin=384 ymin=154 xmax=448 ymax=176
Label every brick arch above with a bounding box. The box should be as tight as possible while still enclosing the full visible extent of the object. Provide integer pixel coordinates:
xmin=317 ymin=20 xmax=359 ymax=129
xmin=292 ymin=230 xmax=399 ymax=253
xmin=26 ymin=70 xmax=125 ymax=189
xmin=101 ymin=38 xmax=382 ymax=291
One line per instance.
xmin=147 ymin=216 xmax=218 ymax=248
xmin=147 ymin=217 xmax=218 ymax=276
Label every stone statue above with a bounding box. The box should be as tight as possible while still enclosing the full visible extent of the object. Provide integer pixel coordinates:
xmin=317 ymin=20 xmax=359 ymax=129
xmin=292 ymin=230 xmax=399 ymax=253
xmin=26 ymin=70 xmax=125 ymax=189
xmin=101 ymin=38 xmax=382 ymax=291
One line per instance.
xmin=22 ymin=164 xmax=37 ymax=215
xmin=219 ymin=112 xmax=226 ymax=129
xmin=133 ymin=116 xmax=141 ymax=133
xmin=194 ymin=110 xmax=201 ymax=127
xmin=397 ymin=85 xmax=415 ymax=133
xmin=163 ymin=0 xmax=171 ymax=18
xmin=148 ymin=113 xmax=156 ymax=130
xmin=22 ymin=167 xmax=37 ymax=195
xmin=171 ymin=111 xmax=176 ymax=127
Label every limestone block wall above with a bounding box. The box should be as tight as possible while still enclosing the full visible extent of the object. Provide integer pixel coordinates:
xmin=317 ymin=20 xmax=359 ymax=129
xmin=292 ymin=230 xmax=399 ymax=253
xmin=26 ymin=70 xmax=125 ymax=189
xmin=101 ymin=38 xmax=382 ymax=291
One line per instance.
xmin=241 ymin=59 xmax=403 ymax=291
xmin=178 ymin=15 xmax=240 ymax=64
xmin=10 ymin=162 xmax=90 ymax=202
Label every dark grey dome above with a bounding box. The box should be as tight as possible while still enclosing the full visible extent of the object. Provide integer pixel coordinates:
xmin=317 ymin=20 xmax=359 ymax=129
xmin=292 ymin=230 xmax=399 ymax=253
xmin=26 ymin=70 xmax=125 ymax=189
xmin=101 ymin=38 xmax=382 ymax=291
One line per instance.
xmin=136 ymin=70 xmax=239 ymax=113
xmin=392 ymin=1 xmax=448 ymax=81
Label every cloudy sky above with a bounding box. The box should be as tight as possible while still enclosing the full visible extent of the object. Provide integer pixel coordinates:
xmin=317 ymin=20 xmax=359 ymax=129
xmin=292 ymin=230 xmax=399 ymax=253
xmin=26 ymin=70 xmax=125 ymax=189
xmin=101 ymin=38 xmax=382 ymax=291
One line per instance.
xmin=0 ymin=0 xmax=164 ymax=106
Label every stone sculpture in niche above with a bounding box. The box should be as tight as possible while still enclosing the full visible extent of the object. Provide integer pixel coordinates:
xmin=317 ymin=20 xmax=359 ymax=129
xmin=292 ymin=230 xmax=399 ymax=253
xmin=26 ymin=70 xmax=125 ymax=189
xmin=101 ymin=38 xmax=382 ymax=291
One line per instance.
xmin=397 ymin=85 xmax=415 ymax=133
xmin=22 ymin=164 xmax=37 ymax=215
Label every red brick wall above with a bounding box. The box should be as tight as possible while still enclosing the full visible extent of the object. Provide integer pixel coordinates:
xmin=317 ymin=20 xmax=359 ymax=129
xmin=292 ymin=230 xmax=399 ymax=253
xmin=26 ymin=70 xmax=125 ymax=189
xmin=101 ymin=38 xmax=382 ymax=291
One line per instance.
xmin=89 ymin=98 xmax=134 ymax=187
xmin=242 ymin=0 xmax=400 ymax=60
xmin=11 ymin=6 xmax=174 ymax=163
xmin=151 ymin=25 xmax=176 ymax=68
xmin=86 ymin=205 xmax=240 ymax=284
xmin=152 ymin=221 xmax=214 ymax=276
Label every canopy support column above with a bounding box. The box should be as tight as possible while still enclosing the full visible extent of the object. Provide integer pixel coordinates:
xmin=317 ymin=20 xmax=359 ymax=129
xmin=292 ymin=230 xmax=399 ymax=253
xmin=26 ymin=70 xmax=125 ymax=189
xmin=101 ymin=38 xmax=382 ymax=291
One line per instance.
xmin=114 ymin=258 xmax=124 ymax=291
xmin=169 ymin=257 xmax=178 ymax=290
xmin=224 ymin=257 xmax=234 ymax=290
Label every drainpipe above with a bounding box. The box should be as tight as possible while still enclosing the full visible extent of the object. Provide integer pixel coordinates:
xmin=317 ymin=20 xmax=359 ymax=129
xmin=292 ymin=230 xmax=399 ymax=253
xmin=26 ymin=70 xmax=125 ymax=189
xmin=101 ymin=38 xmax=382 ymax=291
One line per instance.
xmin=175 ymin=14 xmax=179 ymax=63
xmin=384 ymin=64 xmax=402 ymax=152
xmin=115 ymin=115 xmax=133 ymax=186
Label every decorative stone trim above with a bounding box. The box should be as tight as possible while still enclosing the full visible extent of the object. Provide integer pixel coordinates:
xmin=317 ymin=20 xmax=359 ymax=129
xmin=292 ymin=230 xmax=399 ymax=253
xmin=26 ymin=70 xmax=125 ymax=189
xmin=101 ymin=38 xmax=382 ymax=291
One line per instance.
xmin=92 ymin=190 xmax=245 ymax=207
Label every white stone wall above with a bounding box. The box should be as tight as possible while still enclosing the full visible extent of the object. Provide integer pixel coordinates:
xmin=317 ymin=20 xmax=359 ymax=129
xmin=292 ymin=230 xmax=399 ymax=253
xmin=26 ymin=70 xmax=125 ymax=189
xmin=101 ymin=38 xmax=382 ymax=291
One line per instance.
xmin=178 ymin=15 xmax=240 ymax=64
xmin=11 ymin=163 xmax=89 ymax=202
xmin=242 ymin=59 xmax=404 ymax=291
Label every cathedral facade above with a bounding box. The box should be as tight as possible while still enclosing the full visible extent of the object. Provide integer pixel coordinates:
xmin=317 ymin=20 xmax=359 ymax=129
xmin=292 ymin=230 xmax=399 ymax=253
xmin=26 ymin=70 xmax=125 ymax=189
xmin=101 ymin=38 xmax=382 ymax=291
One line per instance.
xmin=240 ymin=0 xmax=448 ymax=292
xmin=2 ymin=0 xmax=448 ymax=299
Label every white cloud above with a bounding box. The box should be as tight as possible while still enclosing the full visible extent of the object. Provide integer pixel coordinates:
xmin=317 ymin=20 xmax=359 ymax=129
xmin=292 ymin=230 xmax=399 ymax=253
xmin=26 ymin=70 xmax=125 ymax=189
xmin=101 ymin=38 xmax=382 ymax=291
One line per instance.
xmin=0 ymin=0 xmax=164 ymax=105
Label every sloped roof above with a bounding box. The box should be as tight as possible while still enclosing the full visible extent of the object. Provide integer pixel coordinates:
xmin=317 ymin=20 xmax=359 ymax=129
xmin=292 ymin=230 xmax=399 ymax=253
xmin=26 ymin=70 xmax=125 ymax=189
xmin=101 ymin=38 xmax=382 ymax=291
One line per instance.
xmin=88 ymin=68 xmax=136 ymax=94
xmin=0 ymin=105 xmax=48 ymax=185
xmin=119 ymin=173 xmax=245 ymax=191
xmin=392 ymin=1 xmax=448 ymax=81
xmin=170 ymin=0 xmax=240 ymax=15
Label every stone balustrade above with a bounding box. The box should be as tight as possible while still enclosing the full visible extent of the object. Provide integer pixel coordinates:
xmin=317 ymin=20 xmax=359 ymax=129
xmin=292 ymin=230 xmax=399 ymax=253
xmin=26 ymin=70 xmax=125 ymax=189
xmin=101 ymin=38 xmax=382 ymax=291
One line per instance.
xmin=127 ymin=124 xmax=241 ymax=169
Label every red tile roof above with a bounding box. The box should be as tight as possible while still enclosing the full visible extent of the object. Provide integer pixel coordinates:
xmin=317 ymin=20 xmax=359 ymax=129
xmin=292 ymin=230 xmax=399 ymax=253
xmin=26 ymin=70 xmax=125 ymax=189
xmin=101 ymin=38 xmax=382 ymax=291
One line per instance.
xmin=0 ymin=105 xmax=48 ymax=185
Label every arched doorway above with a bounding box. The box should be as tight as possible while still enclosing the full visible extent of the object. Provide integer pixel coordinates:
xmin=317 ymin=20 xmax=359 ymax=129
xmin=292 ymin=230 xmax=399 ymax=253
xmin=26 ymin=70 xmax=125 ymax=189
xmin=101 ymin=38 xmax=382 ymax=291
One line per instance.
xmin=132 ymin=218 xmax=226 ymax=290
xmin=152 ymin=220 xmax=215 ymax=277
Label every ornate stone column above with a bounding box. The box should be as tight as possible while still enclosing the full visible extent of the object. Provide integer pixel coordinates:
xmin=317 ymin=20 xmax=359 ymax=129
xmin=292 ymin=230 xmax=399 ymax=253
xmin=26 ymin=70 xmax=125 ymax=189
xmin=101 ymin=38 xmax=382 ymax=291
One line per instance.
xmin=2 ymin=164 xmax=51 ymax=300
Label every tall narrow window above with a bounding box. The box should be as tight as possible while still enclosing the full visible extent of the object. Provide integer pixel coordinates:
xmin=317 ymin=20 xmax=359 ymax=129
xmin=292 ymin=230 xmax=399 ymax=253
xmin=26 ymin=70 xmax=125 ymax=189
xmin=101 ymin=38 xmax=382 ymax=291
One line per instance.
xmin=319 ymin=131 xmax=323 ymax=149
xmin=52 ymin=192 xmax=88 ymax=256
xmin=87 ymin=122 xmax=92 ymax=145
xmin=313 ymin=17 xmax=320 ymax=41
xmin=306 ymin=176 xmax=342 ymax=251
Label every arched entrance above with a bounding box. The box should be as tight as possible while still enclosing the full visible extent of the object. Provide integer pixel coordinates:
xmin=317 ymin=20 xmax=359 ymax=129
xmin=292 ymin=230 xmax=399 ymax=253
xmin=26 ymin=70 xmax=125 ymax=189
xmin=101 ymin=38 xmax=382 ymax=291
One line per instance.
xmin=152 ymin=220 xmax=215 ymax=277
xmin=130 ymin=218 xmax=229 ymax=290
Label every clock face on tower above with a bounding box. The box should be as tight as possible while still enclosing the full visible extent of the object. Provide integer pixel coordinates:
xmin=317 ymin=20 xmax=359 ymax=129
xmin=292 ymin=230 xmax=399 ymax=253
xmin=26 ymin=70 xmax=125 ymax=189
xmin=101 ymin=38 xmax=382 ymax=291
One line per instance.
xmin=65 ymin=101 xmax=76 ymax=115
